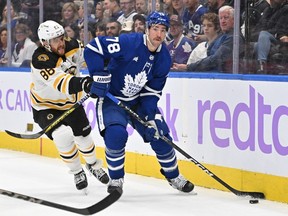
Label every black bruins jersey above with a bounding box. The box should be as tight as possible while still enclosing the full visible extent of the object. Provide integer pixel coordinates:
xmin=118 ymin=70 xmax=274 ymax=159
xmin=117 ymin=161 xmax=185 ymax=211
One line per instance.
xmin=30 ymin=37 xmax=85 ymax=111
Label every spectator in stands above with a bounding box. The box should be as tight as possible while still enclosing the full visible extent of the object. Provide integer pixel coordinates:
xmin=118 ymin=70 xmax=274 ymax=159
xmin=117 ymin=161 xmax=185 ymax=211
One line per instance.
xmin=11 ymin=23 xmax=38 ymax=67
xmin=76 ymin=1 xmax=96 ymax=29
xmin=95 ymin=1 xmax=105 ymax=23
xmin=176 ymin=5 xmax=244 ymax=72
xmin=95 ymin=21 xmax=107 ymax=36
xmin=132 ymin=13 xmax=146 ymax=33
xmin=43 ymin=0 xmax=74 ymax=23
xmin=117 ymin=0 xmax=137 ymax=28
xmin=103 ymin=0 xmax=123 ymax=20
xmin=163 ymin=0 xmax=177 ymax=16
xmin=155 ymin=0 xmax=164 ymax=11
xmin=19 ymin=0 xmax=40 ymax=42
xmin=171 ymin=0 xmax=185 ymax=18
xmin=252 ymin=0 xmax=288 ymax=74
xmin=206 ymin=0 xmax=229 ymax=14
xmin=0 ymin=3 xmax=19 ymax=29
xmin=166 ymin=14 xmax=196 ymax=66
xmin=269 ymin=32 xmax=288 ymax=74
xmin=0 ymin=26 xmax=9 ymax=65
xmin=79 ymin=22 xmax=96 ymax=45
xmin=172 ymin=12 xmax=221 ymax=70
xmin=105 ymin=19 xmax=122 ymax=36
xmin=240 ymin=0 xmax=269 ymax=40
xmin=64 ymin=23 xmax=80 ymax=40
xmin=135 ymin=0 xmax=148 ymax=15
xmin=120 ymin=20 xmax=133 ymax=34
xmin=60 ymin=2 xmax=79 ymax=26
xmin=182 ymin=0 xmax=208 ymax=42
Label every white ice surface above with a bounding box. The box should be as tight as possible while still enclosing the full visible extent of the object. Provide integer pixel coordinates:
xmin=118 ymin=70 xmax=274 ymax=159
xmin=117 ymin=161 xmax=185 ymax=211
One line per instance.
xmin=0 ymin=149 xmax=287 ymax=216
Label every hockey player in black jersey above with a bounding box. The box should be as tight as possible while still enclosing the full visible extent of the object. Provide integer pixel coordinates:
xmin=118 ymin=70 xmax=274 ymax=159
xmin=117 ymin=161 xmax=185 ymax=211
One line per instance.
xmin=30 ymin=20 xmax=109 ymax=193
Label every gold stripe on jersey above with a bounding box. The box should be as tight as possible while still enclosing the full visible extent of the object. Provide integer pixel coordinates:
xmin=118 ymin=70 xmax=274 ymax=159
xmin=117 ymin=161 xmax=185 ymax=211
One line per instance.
xmin=65 ymin=48 xmax=79 ymax=59
xmin=56 ymin=57 xmax=63 ymax=68
xmin=52 ymin=73 xmax=73 ymax=94
xmin=61 ymin=74 xmax=72 ymax=93
xmin=30 ymin=83 xmax=83 ymax=110
xmin=30 ymin=92 xmax=77 ymax=110
xmin=53 ymin=73 xmax=66 ymax=89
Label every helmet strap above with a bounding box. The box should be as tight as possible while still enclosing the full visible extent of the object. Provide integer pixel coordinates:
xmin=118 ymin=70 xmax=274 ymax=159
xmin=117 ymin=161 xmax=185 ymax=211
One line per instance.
xmin=42 ymin=40 xmax=52 ymax=52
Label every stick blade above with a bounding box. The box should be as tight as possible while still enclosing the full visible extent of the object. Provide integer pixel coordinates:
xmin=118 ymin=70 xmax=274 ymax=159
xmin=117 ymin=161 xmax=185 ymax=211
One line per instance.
xmin=85 ymin=188 xmax=123 ymax=214
xmin=5 ymin=130 xmax=43 ymax=139
xmin=236 ymin=191 xmax=265 ymax=199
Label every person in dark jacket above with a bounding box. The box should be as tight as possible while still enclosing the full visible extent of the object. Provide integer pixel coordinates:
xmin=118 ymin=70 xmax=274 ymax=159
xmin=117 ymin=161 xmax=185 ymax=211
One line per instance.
xmin=181 ymin=5 xmax=244 ymax=73
xmin=252 ymin=0 xmax=288 ymax=73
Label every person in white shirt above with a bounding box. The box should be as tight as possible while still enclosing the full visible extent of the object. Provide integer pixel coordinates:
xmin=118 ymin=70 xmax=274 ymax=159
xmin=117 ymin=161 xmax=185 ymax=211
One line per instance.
xmin=117 ymin=0 xmax=137 ymax=28
xmin=11 ymin=23 xmax=38 ymax=67
xmin=172 ymin=12 xmax=220 ymax=70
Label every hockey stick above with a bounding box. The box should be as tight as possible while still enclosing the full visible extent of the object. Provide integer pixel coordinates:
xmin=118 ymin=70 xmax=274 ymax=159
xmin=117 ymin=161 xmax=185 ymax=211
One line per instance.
xmin=106 ymin=93 xmax=265 ymax=199
xmin=0 ymin=187 xmax=122 ymax=215
xmin=5 ymin=94 xmax=91 ymax=139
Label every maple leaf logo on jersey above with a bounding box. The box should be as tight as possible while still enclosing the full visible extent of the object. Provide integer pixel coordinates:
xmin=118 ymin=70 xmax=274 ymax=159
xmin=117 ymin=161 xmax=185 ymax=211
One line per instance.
xmin=121 ymin=71 xmax=148 ymax=97
xmin=182 ymin=42 xmax=192 ymax=53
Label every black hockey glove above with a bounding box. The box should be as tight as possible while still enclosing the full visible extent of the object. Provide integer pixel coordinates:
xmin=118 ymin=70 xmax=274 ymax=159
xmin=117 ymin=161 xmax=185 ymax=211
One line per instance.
xmin=80 ymin=76 xmax=93 ymax=93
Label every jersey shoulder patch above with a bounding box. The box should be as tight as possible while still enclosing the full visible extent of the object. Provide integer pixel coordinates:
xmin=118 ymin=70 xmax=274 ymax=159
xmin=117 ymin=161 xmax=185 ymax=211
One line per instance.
xmin=32 ymin=47 xmax=59 ymax=69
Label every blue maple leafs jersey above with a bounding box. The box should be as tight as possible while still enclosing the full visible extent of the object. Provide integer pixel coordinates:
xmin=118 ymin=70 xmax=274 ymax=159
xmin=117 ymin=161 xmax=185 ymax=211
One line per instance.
xmin=183 ymin=5 xmax=208 ymax=37
xmin=84 ymin=33 xmax=172 ymax=111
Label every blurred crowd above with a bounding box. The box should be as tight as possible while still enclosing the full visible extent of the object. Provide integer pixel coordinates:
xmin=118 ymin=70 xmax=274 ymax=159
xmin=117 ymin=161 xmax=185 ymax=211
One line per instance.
xmin=0 ymin=0 xmax=287 ymax=74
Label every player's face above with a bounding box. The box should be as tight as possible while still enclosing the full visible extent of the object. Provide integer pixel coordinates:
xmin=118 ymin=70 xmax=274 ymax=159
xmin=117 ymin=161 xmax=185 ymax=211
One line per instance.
xmin=50 ymin=35 xmax=65 ymax=56
xmin=147 ymin=24 xmax=167 ymax=50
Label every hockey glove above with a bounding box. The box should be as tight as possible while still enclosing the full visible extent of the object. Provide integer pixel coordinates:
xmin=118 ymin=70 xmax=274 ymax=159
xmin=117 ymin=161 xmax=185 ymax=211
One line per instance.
xmin=80 ymin=76 xmax=93 ymax=93
xmin=90 ymin=72 xmax=111 ymax=98
xmin=144 ymin=118 xmax=163 ymax=142
xmin=61 ymin=61 xmax=77 ymax=75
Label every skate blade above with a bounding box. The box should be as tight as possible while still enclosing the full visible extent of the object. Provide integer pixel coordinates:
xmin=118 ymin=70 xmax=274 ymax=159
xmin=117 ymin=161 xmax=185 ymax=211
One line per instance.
xmin=190 ymin=191 xmax=198 ymax=195
xmin=178 ymin=190 xmax=198 ymax=195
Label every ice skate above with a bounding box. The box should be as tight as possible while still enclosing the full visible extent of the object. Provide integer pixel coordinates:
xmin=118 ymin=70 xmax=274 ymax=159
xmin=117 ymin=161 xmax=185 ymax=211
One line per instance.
xmin=74 ymin=169 xmax=88 ymax=194
xmin=85 ymin=161 xmax=109 ymax=184
xmin=107 ymin=178 xmax=124 ymax=194
xmin=167 ymin=174 xmax=194 ymax=193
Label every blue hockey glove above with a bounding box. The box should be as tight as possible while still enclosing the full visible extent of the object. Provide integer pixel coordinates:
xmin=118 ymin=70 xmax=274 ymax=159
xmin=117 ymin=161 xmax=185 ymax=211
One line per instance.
xmin=144 ymin=117 xmax=163 ymax=142
xmin=90 ymin=72 xmax=111 ymax=98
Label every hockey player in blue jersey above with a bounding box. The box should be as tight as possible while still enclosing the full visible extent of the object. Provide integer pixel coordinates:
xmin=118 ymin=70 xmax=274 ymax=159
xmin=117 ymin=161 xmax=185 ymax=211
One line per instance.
xmin=84 ymin=11 xmax=194 ymax=194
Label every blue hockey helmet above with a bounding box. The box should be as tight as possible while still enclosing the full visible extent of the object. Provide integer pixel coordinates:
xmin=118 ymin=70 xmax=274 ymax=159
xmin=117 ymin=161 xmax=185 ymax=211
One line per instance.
xmin=146 ymin=11 xmax=170 ymax=30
